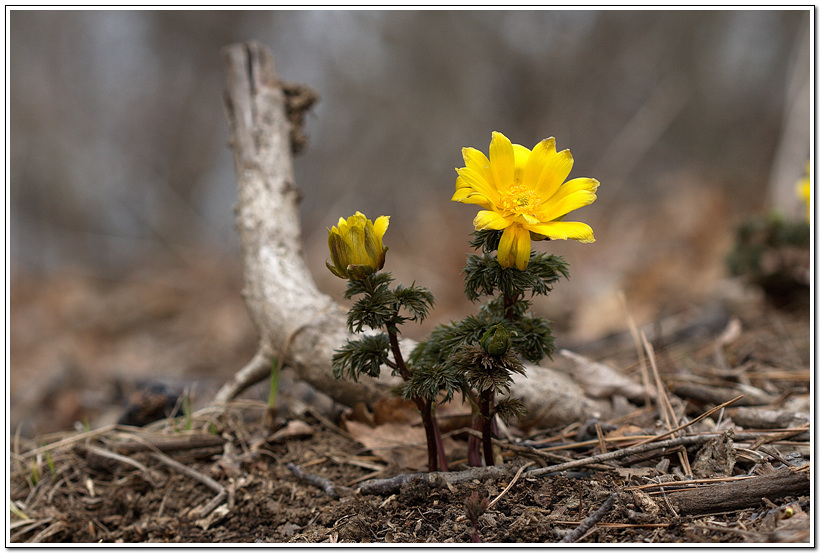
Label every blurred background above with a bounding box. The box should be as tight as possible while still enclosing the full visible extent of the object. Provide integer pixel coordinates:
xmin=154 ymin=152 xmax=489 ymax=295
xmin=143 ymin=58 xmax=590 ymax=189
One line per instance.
xmin=9 ymin=9 xmax=811 ymax=435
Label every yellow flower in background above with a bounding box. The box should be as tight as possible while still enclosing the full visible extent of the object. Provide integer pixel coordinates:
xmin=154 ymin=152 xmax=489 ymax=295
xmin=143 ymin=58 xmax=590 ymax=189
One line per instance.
xmin=327 ymin=211 xmax=390 ymax=280
xmin=796 ymin=162 xmax=810 ymax=222
xmin=452 ymin=131 xmax=599 ymax=270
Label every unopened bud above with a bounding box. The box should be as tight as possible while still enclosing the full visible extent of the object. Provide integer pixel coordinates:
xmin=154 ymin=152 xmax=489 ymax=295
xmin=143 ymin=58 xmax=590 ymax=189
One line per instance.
xmin=480 ymin=324 xmax=511 ymax=356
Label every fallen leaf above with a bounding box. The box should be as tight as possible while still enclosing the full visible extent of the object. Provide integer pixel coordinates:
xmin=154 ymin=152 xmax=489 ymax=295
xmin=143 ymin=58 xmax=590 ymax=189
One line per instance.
xmin=268 ymin=420 xmax=314 ymax=443
xmin=343 ymin=421 xmax=428 ymax=471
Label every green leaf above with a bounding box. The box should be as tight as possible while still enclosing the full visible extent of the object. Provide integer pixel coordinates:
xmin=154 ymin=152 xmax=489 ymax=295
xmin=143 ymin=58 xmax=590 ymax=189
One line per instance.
xmin=393 ymin=282 xmax=435 ymax=323
xmin=453 ymin=345 xmax=525 ymax=394
xmin=492 ymin=397 xmax=528 ymax=423
xmin=347 ymin=283 xmax=397 ymax=333
xmin=332 ymin=333 xmax=391 ymax=382
xmin=464 ymin=252 xmax=569 ymax=301
xmin=401 ymin=363 xmax=465 ymax=402
xmin=469 ymin=229 xmax=503 ymax=253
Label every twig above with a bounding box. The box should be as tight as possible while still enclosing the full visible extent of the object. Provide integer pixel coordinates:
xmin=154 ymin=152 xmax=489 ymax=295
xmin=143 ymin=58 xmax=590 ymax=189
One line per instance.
xmin=626 ymin=475 xmax=753 ymax=492
xmin=18 ymin=425 xmax=119 ymax=460
xmin=559 ymin=492 xmax=618 ymax=543
xmin=748 ymin=426 xmax=810 ymax=449
xmin=286 ymin=462 xmax=340 ymax=498
xmin=213 ymin=345 xmax=273 ymax=404
xmin=357 ymin=464 xmax=515 ymax=496
xmin=487 ymin=461 xmax=535 ymax=510
xmin=81 ymin=444 xmax=161 ymax=486
xmin=113 ymin=434 xmax=227 ymax=454
xmin=595 ymin=422 xmax=608 ymax=454
xmin=631 ymin=395 xmax=744 ymax=448
xmin=148 ymin=451 xmax=226 ymax=517
xmin=29 ymin=521 xmax=66 ymax=543
xmin=642 ymin=331 xmax=692 ymax=476
xmin=618 ymin=291 xmax=653 ymax=407
xmin=641 ymin=331 xmax=675 ymax=432
xmin=526 ymin=434 xmax=714 ymax=478
xmin=462 ymin=428 xmax=617 ymax=471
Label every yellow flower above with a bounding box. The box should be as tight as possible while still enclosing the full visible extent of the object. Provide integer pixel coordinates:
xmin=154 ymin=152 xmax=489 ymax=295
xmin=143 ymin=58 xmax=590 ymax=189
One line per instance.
xmin=327 ymin=211 xmax=390 ymax=280
xmin=796 ymin=162 xmax=810 ymax=222
xmin=452 ymin=131 xmax=599 ymax=270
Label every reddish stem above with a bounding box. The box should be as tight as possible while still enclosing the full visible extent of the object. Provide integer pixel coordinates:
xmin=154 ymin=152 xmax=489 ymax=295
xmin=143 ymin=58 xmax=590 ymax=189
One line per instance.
xmin=480 ymin=388 xmax=495 ymax=466
xmin=467 ymin=415 xmax=483 ymax=466
xmin=387 ymin=326 xmax=441 ymax=472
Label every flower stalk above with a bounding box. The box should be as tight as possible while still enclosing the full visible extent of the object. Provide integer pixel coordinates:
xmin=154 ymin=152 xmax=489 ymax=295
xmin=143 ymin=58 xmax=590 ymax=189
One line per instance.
xmin=328 ymin=212 xmax=444 ymax=471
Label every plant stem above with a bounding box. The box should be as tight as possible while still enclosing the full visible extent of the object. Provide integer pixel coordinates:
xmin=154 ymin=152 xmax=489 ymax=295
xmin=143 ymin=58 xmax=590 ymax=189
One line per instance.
xmin=431 ymin=406 xmax=449 ymax=472
xmin=467 ymin=415 xmax=483 ymax=467
xmin=480 ymin=388 xmax=495 ymax=466
xmin=502 ymin=291 xmax=518 ymax=321
xmin=418 ymin=400 xmax=440 ymax=472
xmin=386 ymin=325 xmax=441 ymax=472
xmin=268 ymin=357 xmax=282 ymax=409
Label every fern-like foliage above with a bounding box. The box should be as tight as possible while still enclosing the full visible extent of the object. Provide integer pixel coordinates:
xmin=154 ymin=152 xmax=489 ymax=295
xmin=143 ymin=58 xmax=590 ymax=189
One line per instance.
xmin=410 ymin=315 xmax=491 ymax=368
xmin=464 ymin=252 xmax=569 ymax=302
xmin=492 ymin=396 xmax=528 ymax=423
xmin=332 ymin=333 xmax=391 ymax=381
xmin=452 ymin=345 xmax=525 ymax=394
xmin=393 ymin=282 xmax=435 ymax=325
xmin=400 ymin=363 xmax=464 ymax=403
xmin=469 ymin=229 xmax=503 ymax=253
xmin=345 ymin=274 xmax=435 ymax=333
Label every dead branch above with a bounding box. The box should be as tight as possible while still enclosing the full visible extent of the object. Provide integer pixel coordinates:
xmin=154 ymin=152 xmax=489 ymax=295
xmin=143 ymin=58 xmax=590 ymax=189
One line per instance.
xmin=559 ymin=492 xmax=618 ymax=543
xmin=215 ymin=40 xmax=607 ymax=425
xmin=526 ymin=434 xmax=715 ymax=477
xmin=217 ymin=40 xmax=398 ymax=407
xmin=357 ymin=464 xmax=516 ymax=496
xmin=669 ymin=468 xmax=809 ymax=515
xmin=113 ymin=434 xmax=227 ymax=455
xmin=286 ymin=462 xmax=342 ymax=498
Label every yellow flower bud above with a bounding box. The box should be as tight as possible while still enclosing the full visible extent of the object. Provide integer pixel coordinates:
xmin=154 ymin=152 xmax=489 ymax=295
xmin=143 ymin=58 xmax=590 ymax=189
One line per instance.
xmin=326 ymin=211 xmax=390 ymax=280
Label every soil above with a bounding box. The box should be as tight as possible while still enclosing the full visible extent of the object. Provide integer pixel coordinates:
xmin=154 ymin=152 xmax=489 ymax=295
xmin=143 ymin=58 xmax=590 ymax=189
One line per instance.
xmin=9 ymin=285 xmax=811 ymax=545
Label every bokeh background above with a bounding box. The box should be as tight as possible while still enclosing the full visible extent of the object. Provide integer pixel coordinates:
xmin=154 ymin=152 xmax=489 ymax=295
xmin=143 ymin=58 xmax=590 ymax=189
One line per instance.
xmin=9 ymin=9 xmax=812 ymax=435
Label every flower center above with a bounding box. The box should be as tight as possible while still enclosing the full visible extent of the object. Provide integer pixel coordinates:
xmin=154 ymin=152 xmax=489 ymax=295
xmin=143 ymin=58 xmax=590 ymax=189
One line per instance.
xmin=500 ymin=185 xmax=540 ymax=216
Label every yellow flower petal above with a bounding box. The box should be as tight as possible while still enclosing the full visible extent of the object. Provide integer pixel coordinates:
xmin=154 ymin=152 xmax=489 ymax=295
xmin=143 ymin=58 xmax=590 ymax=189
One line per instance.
xmin=452 ymin=187 xmax=493 ymax=209
xmin=498 ymin=224 xmax=532 ymax=270
xmin=535 ymin=178 xmax=599 ymax=222
xmin=524 ymin=221 xmax=595 ymax=243
xmin=534 ymin=146 xmax=574 ymax=200
xmin=373 ymin=215 xmax=390 ymax=241
xmin=512 ymin=144 xmax=531 ymax=186
xmin=462 ymin=147 xmax=493 ymax=187
xmin=473 ymin=210 xmax=511 ymax=230
xmin=522 ymin=137 xmax=555 ymax=189
xmin=456 ymin=166 xmax=501 ymax=204
xmin=489 ymin=132 xmax=515 ymax=193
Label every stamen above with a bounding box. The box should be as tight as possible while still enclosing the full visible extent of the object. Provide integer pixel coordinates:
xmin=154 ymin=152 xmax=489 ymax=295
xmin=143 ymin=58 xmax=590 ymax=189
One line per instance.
xmin=501 ymin=186 xmax=540 ymax=216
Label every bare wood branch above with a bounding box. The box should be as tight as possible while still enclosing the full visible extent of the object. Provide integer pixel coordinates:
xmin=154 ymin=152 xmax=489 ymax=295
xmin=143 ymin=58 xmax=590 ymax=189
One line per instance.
xmin=669 ymin=468 xmax=809 ymax=515
xmin=559 ymin=492 xmax=618 ymax=543
xmin=217 ymin=41 xmax=398 ymax=407
xmin=286 ymin=462 xmax=343 ymax=498
xmin=526 ymin=434 xmax=715 ymax=477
